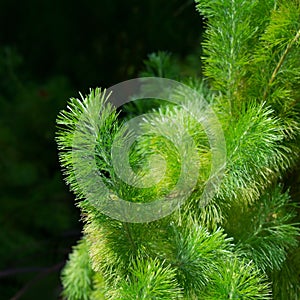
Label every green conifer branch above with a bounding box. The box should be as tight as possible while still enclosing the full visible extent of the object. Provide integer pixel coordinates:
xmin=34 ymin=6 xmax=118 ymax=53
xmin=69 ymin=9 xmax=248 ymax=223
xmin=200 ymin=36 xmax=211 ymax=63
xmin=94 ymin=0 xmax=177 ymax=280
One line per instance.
xmin=263 ymin=28 xmax=300 ymax=100
xmin=225 ymin=186 xmax=299 ymax=272
xmin=61 ymin=239 xmax=94 ymax=300
xmin=108 ymin=257 xmax=182 ymax=299
xmin=198 ymin=257 xmax=272 ymax=299
xmin=57 ymin=1 xmax=300 ymax=299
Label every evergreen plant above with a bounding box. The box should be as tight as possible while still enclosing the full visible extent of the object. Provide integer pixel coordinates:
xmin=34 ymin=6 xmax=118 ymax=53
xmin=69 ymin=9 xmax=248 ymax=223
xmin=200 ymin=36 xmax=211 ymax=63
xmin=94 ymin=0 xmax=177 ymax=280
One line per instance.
xmin=57 ymin=1 xmax=300 ymax=299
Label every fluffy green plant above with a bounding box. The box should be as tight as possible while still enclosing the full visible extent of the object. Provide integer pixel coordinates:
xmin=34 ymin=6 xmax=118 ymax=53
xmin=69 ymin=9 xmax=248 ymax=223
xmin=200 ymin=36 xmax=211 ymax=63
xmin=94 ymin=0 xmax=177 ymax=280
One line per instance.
xmin=57 ymin=0 xmax=300 ymax=299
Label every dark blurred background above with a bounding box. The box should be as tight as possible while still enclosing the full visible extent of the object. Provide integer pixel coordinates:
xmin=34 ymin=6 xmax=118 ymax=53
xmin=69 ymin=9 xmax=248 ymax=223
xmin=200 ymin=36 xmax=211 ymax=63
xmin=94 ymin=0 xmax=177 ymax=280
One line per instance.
xmin=0 ymin=1 xmax=203 ymax=298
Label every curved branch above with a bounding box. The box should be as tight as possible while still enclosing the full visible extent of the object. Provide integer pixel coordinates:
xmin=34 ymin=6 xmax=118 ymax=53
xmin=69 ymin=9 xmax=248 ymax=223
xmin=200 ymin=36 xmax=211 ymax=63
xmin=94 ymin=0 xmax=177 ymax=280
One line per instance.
xmin=263 ymin=28 xmax=300 ymax=100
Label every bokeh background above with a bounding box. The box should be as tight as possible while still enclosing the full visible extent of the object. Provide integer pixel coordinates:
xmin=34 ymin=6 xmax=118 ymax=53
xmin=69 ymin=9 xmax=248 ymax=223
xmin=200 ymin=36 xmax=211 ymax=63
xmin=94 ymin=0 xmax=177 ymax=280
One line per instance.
xmin=0 ymin=1 xmax=204 ymax=299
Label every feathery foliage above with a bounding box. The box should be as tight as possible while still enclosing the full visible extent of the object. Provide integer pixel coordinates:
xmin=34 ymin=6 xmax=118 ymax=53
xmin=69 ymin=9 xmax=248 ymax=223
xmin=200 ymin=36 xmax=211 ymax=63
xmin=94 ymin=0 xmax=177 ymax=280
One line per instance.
xmin=61 ymin=239 xmax=94 ymax=300
xmin=198 ymin=257 xmax=271 ymax=299
xmin=57 ymin=0 xmax=300 ymax=299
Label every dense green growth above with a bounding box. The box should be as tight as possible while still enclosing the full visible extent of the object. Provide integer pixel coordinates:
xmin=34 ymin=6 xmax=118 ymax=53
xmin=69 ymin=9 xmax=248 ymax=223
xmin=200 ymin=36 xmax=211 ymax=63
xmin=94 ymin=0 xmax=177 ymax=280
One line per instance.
xmin=57 ymin=0 xmax=300 ymax=299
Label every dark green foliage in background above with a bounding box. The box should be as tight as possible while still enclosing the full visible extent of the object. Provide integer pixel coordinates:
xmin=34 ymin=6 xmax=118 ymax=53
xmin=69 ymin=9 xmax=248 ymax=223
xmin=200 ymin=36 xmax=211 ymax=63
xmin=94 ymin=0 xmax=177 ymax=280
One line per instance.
xmin=0 ymin=46 xmax=79 ymax=299
xmin=0 ymin=0 xmax=202 ymax=91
